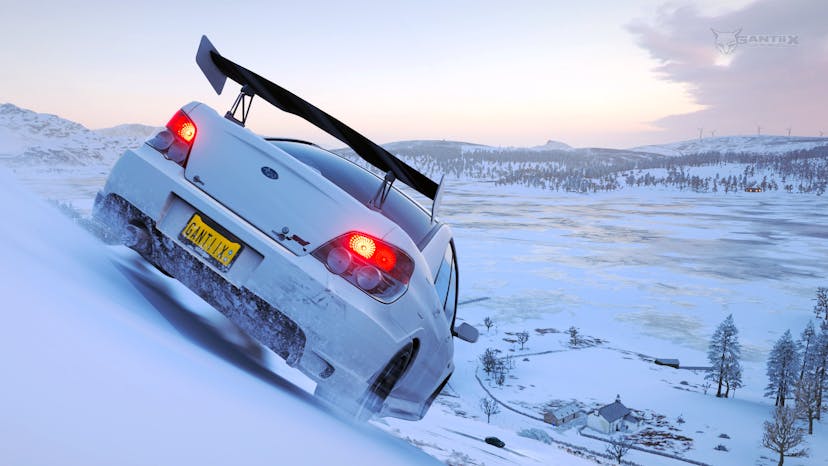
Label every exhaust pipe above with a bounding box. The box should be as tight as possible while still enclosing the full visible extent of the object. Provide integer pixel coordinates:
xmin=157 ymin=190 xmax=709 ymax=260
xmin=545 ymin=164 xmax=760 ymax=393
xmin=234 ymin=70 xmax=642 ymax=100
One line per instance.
xmin=122 ymin=223 xmax=152 ymax=255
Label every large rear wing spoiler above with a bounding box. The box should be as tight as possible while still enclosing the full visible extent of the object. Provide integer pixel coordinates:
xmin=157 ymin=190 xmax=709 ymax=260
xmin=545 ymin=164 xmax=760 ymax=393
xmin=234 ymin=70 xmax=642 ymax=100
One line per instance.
xmin=195 ymin=35 xmax=440 ymax=201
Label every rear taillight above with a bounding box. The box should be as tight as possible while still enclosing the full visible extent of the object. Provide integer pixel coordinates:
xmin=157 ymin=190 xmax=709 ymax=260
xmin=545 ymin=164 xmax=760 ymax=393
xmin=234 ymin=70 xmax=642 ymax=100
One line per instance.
xmin=312 ymin=232 xmax=414 ymax=303
xmin=146 ymin=109 xmax=197 ymax=166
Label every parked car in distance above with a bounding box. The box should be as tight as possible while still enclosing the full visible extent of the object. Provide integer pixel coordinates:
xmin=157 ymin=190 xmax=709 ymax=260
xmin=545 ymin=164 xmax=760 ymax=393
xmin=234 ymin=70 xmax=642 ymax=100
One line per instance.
xmin=485 ymin=436 xmax=506 ymax=448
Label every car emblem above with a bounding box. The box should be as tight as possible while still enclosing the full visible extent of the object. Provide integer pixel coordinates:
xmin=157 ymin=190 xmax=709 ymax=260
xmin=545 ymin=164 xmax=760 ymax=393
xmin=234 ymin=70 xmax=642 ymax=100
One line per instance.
xmin=261 ymin=166 xmax=279 ymax=180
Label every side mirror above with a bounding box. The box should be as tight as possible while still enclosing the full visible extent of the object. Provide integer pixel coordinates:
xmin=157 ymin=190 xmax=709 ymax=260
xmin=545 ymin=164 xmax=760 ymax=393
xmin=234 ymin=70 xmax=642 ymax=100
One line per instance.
xmin=454 ymin=322 xmax=479 ymax=343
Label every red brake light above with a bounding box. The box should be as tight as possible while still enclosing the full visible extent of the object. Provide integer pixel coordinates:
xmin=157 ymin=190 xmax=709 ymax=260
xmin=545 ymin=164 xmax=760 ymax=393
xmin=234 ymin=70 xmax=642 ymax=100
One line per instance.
xmin=349 ymin=234 xmax=377 ymax=259
xmin=374 ymin=244 xmax=397 ymax=272
xmin=167 ymin=110 xmax=197 ymax=143
xmin=149 ymin=109 xmax=198 ymax=166
xmin=312 ymin=231 xmax=413 ymax=303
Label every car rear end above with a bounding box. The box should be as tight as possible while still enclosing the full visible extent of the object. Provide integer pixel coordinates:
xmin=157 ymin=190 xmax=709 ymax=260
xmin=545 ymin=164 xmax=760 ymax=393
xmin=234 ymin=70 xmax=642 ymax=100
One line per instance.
xmin=93 ymin=102 xmax=454 ymax=419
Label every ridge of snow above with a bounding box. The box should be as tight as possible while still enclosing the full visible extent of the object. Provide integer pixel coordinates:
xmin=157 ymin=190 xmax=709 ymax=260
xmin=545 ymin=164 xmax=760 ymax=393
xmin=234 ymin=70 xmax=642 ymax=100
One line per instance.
xmin=630 ymin=135 xmax=828 ymax=157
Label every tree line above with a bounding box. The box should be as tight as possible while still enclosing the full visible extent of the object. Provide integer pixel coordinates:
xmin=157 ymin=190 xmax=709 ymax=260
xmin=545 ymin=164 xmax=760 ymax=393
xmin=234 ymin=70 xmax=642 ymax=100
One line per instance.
xmin=336 ymin=144 xmax=828 ymax=194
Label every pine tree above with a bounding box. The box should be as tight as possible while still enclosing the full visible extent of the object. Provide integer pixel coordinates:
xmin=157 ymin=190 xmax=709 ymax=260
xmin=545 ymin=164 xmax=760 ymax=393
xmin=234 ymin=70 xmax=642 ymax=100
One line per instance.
xmin=814 ymin=320 xmax=828 ymax=420
xmin=815 ymin=287 xmax=828 ymax=321
xmin=766 ymin=330 xmax=801 ymax=407
xmin=798 ymin=321 xmax=817 ymax=383
xmin=723 ymin=358 xmax=743 ymax=397
xmin=706 ymin=314 xmax=742 ymax=398
xmin=793 ymin=321 xmax=822 ymax=433
xmin=568 ymin=326 xmax=580 ymax=347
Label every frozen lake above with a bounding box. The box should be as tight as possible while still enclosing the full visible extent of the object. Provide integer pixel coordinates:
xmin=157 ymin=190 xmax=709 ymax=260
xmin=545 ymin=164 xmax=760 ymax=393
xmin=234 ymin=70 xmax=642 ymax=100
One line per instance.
xmin=443 ymin=181 xmax=828 ymax=364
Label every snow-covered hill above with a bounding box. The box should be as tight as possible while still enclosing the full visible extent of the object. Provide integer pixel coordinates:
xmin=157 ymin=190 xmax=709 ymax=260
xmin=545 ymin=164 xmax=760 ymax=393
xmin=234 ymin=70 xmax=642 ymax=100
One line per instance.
xmin=0 ymin=103 xmax=147 ymax=167
xmin=0 ymin=166 xmax=440 ymax=466
xmin=630 ymin=135 xmax=828 ymax=157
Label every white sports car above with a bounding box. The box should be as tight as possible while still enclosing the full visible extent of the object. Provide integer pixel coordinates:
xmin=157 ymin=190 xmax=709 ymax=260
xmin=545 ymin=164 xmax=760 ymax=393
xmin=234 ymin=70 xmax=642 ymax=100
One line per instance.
xmin=93 ymin=36 xmax=478 ymax=420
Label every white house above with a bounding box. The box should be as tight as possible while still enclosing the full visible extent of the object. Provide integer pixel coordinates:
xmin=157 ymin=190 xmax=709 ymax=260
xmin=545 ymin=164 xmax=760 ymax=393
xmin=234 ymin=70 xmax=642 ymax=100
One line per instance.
xmin=544 ymin=403 xmax=580 ymax=426
xmin=586 ymin=395 xmax=640 ymax=434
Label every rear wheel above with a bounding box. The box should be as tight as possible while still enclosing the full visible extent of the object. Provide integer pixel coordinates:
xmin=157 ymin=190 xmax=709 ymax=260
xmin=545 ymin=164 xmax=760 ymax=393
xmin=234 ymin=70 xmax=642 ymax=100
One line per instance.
xmin=357 ymin=342 xmax=415 ymax=418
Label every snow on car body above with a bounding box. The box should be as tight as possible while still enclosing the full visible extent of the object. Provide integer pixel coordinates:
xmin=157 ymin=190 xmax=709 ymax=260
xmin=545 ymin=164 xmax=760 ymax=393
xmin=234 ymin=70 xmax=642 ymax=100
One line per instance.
xmin=93 ymin=37 xmax=477 ymax=420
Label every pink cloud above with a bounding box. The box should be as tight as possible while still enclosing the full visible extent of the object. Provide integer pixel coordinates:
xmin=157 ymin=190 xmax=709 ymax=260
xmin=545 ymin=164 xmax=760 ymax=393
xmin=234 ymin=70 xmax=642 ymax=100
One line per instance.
xmin=628 ymin=0 xmax=828 ymax=138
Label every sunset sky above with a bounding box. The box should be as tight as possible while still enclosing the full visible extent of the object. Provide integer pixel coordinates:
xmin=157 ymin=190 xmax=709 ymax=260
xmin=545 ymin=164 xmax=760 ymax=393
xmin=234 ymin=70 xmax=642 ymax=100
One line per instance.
xmin=1 ymin=0 xmax=824 ymax=148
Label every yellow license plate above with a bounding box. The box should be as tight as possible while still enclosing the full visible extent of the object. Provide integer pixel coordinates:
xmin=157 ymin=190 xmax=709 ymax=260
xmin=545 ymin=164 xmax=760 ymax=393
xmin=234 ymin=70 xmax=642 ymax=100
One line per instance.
xmin=179 ymin=213 xmax=242 ymax=270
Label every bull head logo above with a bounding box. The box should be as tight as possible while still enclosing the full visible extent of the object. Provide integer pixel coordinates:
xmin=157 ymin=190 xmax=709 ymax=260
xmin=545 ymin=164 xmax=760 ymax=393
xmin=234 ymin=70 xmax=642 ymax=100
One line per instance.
xmin=711 ymin=28 xmax=741 ymax=54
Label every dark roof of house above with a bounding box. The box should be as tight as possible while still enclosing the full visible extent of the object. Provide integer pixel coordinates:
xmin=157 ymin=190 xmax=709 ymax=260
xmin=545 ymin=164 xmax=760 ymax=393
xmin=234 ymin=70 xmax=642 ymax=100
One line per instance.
xmin=598 ymin=400 xmax=631 ymax=423
xmin=624 ymin=413 xmax=640 ymax=423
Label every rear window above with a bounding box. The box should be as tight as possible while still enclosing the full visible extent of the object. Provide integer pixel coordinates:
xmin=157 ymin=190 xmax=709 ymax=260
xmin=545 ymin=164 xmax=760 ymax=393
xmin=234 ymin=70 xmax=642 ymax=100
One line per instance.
xmin=269 ymin=140 xmax=434 ymax=246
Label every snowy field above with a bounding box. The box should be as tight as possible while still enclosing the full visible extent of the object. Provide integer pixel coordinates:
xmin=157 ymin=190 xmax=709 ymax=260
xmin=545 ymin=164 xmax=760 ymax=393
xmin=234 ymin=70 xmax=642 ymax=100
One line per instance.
xmin=378 ymin=180 xmax=828 ymax=465
xmin=3 ymin=161 xmax=828 ymax=465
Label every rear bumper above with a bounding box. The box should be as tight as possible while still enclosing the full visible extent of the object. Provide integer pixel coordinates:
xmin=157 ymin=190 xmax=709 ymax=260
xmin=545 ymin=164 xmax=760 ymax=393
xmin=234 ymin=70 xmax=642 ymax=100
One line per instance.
xmin=93 ymin=146 xmax=452 ymax=419
xmin=95 ymin=193 xmax=306 ymax=364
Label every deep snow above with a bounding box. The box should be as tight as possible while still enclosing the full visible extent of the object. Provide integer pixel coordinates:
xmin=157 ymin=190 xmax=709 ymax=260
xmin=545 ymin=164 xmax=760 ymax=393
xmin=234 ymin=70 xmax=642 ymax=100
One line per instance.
xmin=0 ymin=167 xmax=439 ymax=466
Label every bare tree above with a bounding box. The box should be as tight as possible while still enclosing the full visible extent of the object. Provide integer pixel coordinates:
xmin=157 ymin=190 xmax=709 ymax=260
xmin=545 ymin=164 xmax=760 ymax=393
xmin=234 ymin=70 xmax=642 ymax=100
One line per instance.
xmin=605 ymin=435 xmax=633 ymax=464
xmin=516 ymin=331 xmax=529 ymax=350
xmin=568 ymin=326 xmax=580 ymax=347
xmin=480 ymin=396 xmax=500 ymax=423
xmin=479 ymin=348 xmax=498 ymax=375
xmin=786 ymin=127 xmax=792 ymax=137
xmin=495 ymin=369 xmax=506 ymax=386
xmin=794 ymin=371 xmax=819 ymax=434
xmin=483 ymin=316 xmax=494 ymax=333
xmin=697 ymin=127 xmax=704 ymax=140
xmin=762 ymin=406 xmax=808 ymax=466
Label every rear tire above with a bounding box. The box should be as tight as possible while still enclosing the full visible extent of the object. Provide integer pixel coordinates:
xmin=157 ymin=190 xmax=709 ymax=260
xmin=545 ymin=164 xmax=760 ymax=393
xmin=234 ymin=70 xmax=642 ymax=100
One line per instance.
xmin=356 ymin=342 xmax=414 ymax=419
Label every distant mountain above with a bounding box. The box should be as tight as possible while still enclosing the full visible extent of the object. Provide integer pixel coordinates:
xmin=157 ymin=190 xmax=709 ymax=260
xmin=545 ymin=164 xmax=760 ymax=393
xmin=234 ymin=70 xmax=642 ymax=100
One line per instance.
xmin=630 ymin=135 xmax=828 ymax=157
xmin=0 ymin=103 xmax=145 ymax=168
xmin=530 ymin=139 xmax=572 ymax=151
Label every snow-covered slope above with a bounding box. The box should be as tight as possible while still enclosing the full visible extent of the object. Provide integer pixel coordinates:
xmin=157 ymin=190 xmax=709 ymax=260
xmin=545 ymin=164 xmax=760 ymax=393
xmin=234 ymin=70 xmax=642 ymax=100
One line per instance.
xmin=630 ymin=135 xmax=828 ymax=157
xmin=0 ymin=167 xmax=438 ymax=466
xmin=0 ymin=103 xmax=146 ymax=167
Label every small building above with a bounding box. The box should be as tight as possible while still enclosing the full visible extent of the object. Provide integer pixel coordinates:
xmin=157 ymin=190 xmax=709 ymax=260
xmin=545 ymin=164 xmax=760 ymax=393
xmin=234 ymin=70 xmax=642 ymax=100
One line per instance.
xmin=544 ymin=403 xmax=580 ymax=426
xmin=586 ymin=395 xmax=641 ymax=434
xmin=654 ymin=358 xmax=680 ymax=369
